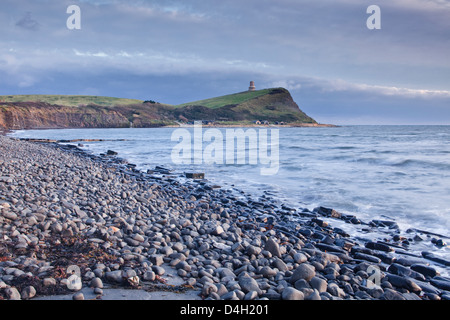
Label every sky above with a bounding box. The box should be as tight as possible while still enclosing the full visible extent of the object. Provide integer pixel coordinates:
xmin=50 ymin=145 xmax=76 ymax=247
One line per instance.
xmin=0 ymin=0 xmax=449 ymax=125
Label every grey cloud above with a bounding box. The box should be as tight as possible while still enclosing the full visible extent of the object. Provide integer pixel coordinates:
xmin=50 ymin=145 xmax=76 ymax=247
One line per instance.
xmin=15 ymin=12 xmax=40 ymax=31
xmin=1 ymin=0 xmax=449 ymax=125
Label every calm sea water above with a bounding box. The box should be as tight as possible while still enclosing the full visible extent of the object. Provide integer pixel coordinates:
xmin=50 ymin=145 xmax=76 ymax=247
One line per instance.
xmin=10 ymin=126 xmax=450 ymax=238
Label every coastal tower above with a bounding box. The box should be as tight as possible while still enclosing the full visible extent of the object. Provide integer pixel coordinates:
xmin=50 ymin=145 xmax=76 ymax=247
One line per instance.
xmin=248 ymin=81 xmax=256 ymax=91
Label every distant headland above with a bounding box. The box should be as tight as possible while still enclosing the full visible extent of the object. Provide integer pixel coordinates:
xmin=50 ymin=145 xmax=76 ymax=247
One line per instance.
xmin=0 ymin=83 xmax=335 ymax=131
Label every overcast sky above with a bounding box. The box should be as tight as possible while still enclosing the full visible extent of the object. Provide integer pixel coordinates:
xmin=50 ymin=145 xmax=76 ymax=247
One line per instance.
xmin=1 ymin=0 xmax=449 ymax=124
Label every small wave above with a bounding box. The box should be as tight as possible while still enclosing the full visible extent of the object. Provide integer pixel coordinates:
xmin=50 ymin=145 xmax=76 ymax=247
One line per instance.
xmin=282 ymin=165 xmax=303 ymax=172
xmin=353 ymin=157 xmax=450 ymax=171
xmin=355 ymin=157 xmax=381 ymax=164
xmin=286 ymin=146 xmax=317 ymax=151
xmin=329 ymin=155 xmax=352 ymax=161
xmin=391 ymin=159 xmax=415 ymax=167
xmin=391 ymin=159 xmax=450 ymax=170
xmin=332 ymin=146 xmax=357 ymax=150
xmin=366 ymin=149 xmax=397 ymax=154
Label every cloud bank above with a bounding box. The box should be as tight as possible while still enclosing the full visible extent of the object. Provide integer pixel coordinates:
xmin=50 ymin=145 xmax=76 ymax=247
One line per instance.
xmin=0 ymin=0 xmax=449 ymax=124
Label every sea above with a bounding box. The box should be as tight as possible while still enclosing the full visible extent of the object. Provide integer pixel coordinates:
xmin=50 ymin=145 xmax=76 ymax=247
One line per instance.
xmin=9 ymin=125 xmax=450 ymax=269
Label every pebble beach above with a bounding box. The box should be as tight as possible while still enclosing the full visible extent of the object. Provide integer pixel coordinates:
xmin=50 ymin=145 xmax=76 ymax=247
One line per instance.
xmin=1 ymin=135 xmax=450 ymax=301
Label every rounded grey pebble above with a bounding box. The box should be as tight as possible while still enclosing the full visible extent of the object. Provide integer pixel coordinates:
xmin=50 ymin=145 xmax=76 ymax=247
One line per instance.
xmin=305 ymin=289 xmax=321 ymax=300
xmin=5 ymin=287 xmax=21 ymax=300
xmin=72 ymin=292 xmax=85 ymax=300
xmin=105 ymin=270 xmax=123 ymax=283
xmin=177 ymin=269 xmax=188 ymax=277
xmin=90 ymin=277 xmax=103 ymax=288
xmin=152 ymin=266 xmax=165 ymax=276
xmin=290 ymin=263 xmax=316 ymax=283
xmin=94 ymin=287 xmax=103 ymax=295
xmin=282 ymin=287 xmax=305 ymax=300
xmin=143 ymin=271 xmax=156 ymax=281
xmin=310 ymin=276 xmax=328 ymax=293
xmin=186 ymin=278 xmax=196 ymax=286
xmin=21 ymin=286 xmax=36 ymax=300
xmin=244 ymin=290 xmax=259 ymax=300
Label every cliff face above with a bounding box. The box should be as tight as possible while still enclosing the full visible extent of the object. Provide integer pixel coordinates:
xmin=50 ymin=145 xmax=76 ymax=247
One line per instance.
xmin=0 ymin=102 xmax=130 ymax=130
xmin=0 ymin=88 xmax=317 ymax=130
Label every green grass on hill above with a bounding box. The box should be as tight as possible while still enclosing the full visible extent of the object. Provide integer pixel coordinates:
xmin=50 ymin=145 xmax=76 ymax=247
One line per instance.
xmin=0 ymin=95 xmax=143 ymax=107
xmin=175 ymin=89 xmax=272 ymax=109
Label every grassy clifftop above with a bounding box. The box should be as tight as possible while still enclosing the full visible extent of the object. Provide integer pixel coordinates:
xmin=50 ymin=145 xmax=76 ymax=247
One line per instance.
xmin=175 ymin=89 xmax=273 ymax=109
xmin=0 ymin=95 xmax=143 ymax=107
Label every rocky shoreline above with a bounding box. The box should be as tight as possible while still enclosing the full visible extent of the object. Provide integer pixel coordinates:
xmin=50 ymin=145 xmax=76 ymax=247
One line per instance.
xmin=1 ymin=135 xmax=449 ymax=301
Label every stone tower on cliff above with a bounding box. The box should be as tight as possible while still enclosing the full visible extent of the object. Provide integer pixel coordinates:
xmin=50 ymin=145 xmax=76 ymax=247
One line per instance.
xmin=248 ymin=81 xmax=256 ymax=91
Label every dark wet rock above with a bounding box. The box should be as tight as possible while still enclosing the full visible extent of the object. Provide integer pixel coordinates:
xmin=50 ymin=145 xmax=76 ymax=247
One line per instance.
xmin=441 ymin=293 xmax=450 ymax=300
xmin=185 ymin=172 xmax=205 ymax=179
xmin=431 ymin=238 xmax=447 ymax=247
xmin=298 ymin=228 xmax=314 ymax=237
xmin=365 ymin=241 xmax=394 ymax=252
xmin=349 ymin=217 xmax=361 ymax=224
xmin=388 ymin=263 xmax=426 ymax=281
xmin=424 ymin=292 xmax=441 ymax=300
xmin=372 ymin=252 xmax=396 ymax=265
xmin=311 ymin=218 xmax=328 ymax=228
xmin=106 ymin=150 xmax=118 ymax=156
xmin=354 ymin=252 xmax=382 ymax=264
xmin=314 ymin=206 xmax=341 ymax=218
xmin=380 ymin=288 xmax=406 ymax=300
xmin=371 ymin=220 xmax=399 ymax=229
xmin=413 ymin=279 xmax=441 ymax=295
xmin=386 ymin=274 xmax=422 ymax=292
xmin=315 ymin=243 xmax=347 ymax=254
xmin=367 ymin=287 xmax=384 ymax=299
xmin=333 ymin=228 xmax=350 ymax=238
xmin=422 ymin=251 xmax=450 ymax=266
xmin=411 ymin=264 xmax=439 ymax=278
xmin=355 ymin=290 xmax=372 ymax=300
xmin=430 ymin=277 xmax=450 ymax=291
xmin=395 ymin=256 xmax=426 ymax=267
xmin=402 ymin=292 xmax=421 ymax=300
